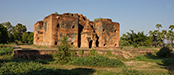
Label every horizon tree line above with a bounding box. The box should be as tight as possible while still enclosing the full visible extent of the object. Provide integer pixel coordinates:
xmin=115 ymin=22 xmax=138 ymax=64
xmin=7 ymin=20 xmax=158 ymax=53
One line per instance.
xmin=120 ymin=24 xmax=174 ymax=48
xmin=0 ymin=21 xmax=33 ymax=44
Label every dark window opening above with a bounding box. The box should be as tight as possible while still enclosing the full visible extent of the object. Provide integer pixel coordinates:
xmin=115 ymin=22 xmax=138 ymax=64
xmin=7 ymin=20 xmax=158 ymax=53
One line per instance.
xmin=89 ymin=40 xmax=92 ymax=48
xmin=115 ymin=44 xmax=117 ymax=46
xmin=103 ymin=44 xmax=106 ymax=46
xmin=103 ymin=29 xmax=105 ymax=31
xmin=71 ymin=42 xmax=73 ymax=45
xmin=72 ymin=25 xmax=75 ymax=28
xmin=78 ymin=24 xmax=84 ymax=47
xmin=83 ymin=17 xmax=86 ymax=20
xmin=55 ymin=42 xmax=57 ymax=45
xmin=93 ymin=30 xmax=95 ymax=33
xmin=91 ymin=25 xmax=93 ymax=28
xmin=114 ymin=30 xmax=116 ymax=32
xmin=96 ymin=35 xmax=99 ymax=47
xmin=57 ymin=24 xmax=59 ymax=27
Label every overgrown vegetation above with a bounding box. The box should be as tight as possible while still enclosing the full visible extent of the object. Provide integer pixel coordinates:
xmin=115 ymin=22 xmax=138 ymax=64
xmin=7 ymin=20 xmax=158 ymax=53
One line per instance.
xmin=69 ymin=56 xmax=125 ymax=68
xmin=0 ymin=45 xmax=13 ymax=59
xmin=54 ymin=36 xmax=71 ymax=64
xmin=79 ymin=50 xmax=84 ymax=57
xmin=0 ymin=61 xmax=77 ymax=75
xmin=93 ymin=17 xmax=103 ymax=21
xmin=87 ymin=48 xmax=98 ymax=56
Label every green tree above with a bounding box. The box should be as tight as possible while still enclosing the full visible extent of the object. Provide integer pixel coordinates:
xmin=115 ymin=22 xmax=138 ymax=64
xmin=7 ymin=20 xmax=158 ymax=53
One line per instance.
xmin=12 ymin=23 xmax=27 ymax=34
xmin=22 ymin=32 xmax=28 ymax=43
xmin=155 ymin=24 xmax=162 ymax=31
xmin=94 ymin=17 xmax=103 ymax=21
xmin=27 ymin=32 xmax=34 ymax=44
xmin=0 ymin=24 xmax=8 ymax=43
xmin=155 ymin=24 xmax=162 ymax=47
xmin=161 ymin=30 xmax=167 ymax=46
xmin=169 ymin=25 xmax=174 ymax=30
xmin=120 ymin=34 xmax=131 ymax=46
xmin=55 ymin=36 xmax=71 ymax=64
xmin=55 ymin=12 xmax=58 ymax=14
xmin=120 ymin=30 xmax=152 ymax=47
xmin=13 ymin=32 xmax=22 ymax=42
xmin=169 ymin=25 xmax=174 ymax=48
xmin=157 ymin=32 xmax=164 ymax=47
xmin=2 ymin=21 xmax=12 ymax=31
xmin=168 ymin=30 xmax=174 ymax=48
xmin=2 ymin=21 xmax=13 ymax=43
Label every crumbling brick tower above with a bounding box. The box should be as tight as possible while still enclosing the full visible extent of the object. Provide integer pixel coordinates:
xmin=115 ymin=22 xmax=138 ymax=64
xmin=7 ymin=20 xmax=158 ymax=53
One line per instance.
xmin=34 ymin=13 xmax=120 ymax=48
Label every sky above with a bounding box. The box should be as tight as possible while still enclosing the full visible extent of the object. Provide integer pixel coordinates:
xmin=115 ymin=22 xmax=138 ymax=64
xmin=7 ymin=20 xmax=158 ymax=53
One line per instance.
xmin=0 ymin=0 xmax=174 ymax=36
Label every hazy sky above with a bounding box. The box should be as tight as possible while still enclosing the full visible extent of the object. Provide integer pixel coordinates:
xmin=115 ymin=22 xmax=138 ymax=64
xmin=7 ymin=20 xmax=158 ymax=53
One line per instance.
xmin=0 ymin=0 xmax=174 ymax=36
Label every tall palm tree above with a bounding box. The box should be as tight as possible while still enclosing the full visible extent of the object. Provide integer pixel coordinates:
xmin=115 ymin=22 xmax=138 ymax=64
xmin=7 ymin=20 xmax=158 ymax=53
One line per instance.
xmin=161 ymin=30 xmax=167 ymax=46
xmin=169 ymin=25 xmax=174 ymax=48
xmin=155 ymin=24 xmax=162 ymax=31
xmin=149 ymin=30 xmax=153 ymax=36
xmin=169 ymin=25 xmax=174 ymax=30
xmin=149 ymin=30 xmax=158 ymax=47
xmin=168 ymin=30 xmax=174 ymax=48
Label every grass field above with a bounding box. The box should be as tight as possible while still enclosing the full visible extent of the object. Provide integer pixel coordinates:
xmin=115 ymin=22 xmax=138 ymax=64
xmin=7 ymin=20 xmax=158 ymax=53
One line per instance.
xmin=1 ymin=44 xmax=174 ymax=75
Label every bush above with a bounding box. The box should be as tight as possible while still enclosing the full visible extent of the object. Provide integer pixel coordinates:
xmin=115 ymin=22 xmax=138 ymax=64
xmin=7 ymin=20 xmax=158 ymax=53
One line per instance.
xmin=0 ymin=61 xmax=77 ymax=75
xmin=0 ymin=46 xmax=13 ymax=59
xmin=162 ymin=58 xmax=174 ymax=66
xmin=69 ymin=56 xmax=125 ymax=68
xmin=54 ymin=36 xmax=71 ymax=64
xmin=157 ymin=47 xmax=172 ymax=57
xmin=133 ymin=43 xmax=138 ymax=48
xmin=87 ymin=49 xmax=98 ymax=56
xmin=70 ymin=50 xmax=77 ymax=57
xmin=79 ymin=50 xmax=84 ymax=57
xmin=106 ymin=50 xmax=112 ymax=56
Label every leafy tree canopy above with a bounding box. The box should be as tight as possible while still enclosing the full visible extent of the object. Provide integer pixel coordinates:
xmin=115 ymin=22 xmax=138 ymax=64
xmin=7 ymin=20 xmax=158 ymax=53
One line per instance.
xmin=0 ymin=24 xmax=8 ymax=43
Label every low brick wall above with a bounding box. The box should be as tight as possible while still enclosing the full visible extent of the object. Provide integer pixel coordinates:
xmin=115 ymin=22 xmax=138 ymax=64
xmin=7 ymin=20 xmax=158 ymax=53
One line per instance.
xmin=13 ymin=46 xmax=156 ymax=59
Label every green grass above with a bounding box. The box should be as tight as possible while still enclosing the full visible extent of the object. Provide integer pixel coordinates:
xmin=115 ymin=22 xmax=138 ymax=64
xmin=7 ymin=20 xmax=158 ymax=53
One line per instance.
xmin=69 ymin=56 xmax=125 ymax=68
xmin=0 ymin=60 xmax=78 ymax=75
xmin=32 ymin=44 xmax=48 ymax=48
xmin=1 ymin=44 xmax=174 ymax=75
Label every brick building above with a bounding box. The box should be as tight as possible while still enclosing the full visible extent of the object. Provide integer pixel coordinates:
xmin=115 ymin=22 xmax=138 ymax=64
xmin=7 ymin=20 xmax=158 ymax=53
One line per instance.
xmin=34 ymin=13 xmax=120 ymax=48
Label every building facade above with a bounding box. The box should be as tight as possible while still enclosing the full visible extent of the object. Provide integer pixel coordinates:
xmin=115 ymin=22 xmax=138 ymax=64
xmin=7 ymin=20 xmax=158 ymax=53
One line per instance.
xmin=34 ymin=13 xmax=120 ymax=48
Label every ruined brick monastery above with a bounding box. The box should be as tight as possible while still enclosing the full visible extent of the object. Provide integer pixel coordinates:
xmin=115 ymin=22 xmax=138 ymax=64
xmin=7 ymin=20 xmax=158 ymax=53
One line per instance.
xmin=34 ymin=13 xmax=120 ymax=48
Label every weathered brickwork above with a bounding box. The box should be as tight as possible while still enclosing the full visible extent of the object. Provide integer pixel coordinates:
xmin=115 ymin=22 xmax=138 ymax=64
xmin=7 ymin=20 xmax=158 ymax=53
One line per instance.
xmin=34 ymin=13 xmax=120 ymax=48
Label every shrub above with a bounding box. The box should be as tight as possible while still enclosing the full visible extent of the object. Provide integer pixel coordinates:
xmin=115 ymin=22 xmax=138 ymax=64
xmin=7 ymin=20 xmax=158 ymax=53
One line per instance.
xmin=0 ymin=46 xmax=13 ymax=59
xmin=162 ymin=58 xmax=174 ymax=66
xmin=87 ymin=49 xmax=98 ymax=56
xmin=133 ymin=43 xmax=138 ymax=48
xmin=70 ymin=50 xmax=77 ymax=57
xmin=79 ymin=50 xmax=84 ymax=57
xmin=54 ymin=36 xmax=71 ymax=64
xmin=106 ymin=50 xmax=112 ymax=56
xmin=157 ymin=47 xmax=172 ymax=57
xmin=69 ymin=56 xmax=125 ymax=68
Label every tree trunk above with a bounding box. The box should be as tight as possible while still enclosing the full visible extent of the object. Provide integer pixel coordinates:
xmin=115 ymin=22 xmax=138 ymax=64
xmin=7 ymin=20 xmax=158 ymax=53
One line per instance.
xmin=171 ymin=40 xmax=173 ymax=48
